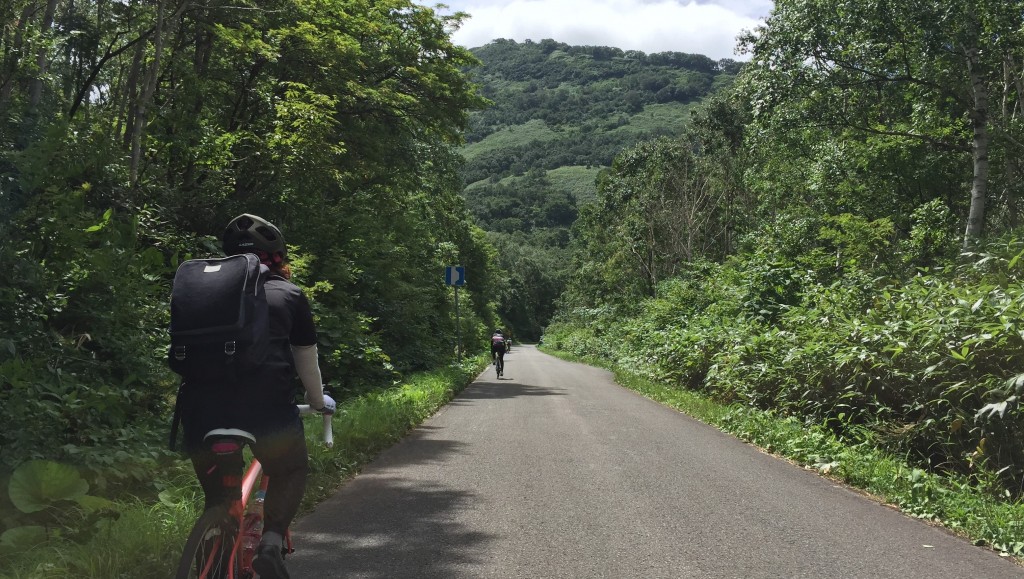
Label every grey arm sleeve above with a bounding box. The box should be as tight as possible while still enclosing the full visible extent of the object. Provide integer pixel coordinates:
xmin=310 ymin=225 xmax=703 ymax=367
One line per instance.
xmin=291 ymin=344 xmax=325 ymax=409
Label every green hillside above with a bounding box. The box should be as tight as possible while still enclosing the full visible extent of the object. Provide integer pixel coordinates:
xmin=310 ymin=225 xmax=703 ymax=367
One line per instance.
xmin=461 ymin=39 xmax=738 ymax=204
xmin=466 ymin=165 xmax=603 ymax=204
xmin=459 ymin=39 xmax=737 ymax=339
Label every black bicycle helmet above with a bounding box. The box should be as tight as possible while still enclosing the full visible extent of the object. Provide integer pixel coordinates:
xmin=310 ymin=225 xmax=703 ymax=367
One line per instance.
xmin=222 ymin=214 xmax=286 ymax=260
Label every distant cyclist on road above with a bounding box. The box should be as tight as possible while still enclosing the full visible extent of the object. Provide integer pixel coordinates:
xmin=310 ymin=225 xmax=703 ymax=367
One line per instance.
xmin=491 ymin=329 xmax=506 ymax=371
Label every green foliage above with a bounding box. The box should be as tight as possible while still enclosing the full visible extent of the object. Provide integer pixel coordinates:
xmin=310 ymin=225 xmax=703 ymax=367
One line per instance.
xmin=550 ymin=228 xmax=1024 ymax=494
xmin=466 ymin=39 xmax=734 ymax=146
xmin=738 ymin=0 xmax=1024 ymax=241
xmin=562 ymin=127 xmax=750 ymax=310
xmin=459 ymin=39 xmax=739 ymax=339
xmin=467 ymin=169 xmax=578 ymax=235
xmin=0 ymin=361 xmax=484 ymax=578
xmin=551 ymin=53 xmax=1024 ymax=481
xmin=1 ymin=460 xmax=117 ymax=560
xmin=8 ymin=461 xmax=91 ymax=514
xmin=0 ymin=0 xmax=499 ymax=565
xmin=544 ymin=0 xmax=1024 ymax=551
xmin=903 ymin=199 xmax=961 ymax=269
xmin=0 ymin=197 xmax=178 ymax=484
xmin=488 ymin=232 xmax=569 ymax=340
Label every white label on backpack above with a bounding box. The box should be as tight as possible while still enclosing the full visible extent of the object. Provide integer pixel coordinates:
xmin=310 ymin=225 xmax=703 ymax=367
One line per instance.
xmin=204 ymin=264 xmax=222 ymax=273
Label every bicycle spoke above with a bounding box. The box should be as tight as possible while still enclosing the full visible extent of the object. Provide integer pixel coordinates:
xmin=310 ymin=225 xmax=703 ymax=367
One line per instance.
xmin=176 ymin=508 xmax=239 ymax=579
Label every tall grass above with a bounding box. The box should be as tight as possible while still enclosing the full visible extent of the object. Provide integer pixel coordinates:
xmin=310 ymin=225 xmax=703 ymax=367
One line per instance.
xmin=1 ymin=358 xmax=486 ymax=579
xmin=464 ymin=165 xmax=603 ymax=207
xmin=607 ymin=102 xmax=693 ymax=136
xmin=461 ymin=119 xmax=560 ymax=162
xmin=546 ymin=166 xmax=603 ymax=203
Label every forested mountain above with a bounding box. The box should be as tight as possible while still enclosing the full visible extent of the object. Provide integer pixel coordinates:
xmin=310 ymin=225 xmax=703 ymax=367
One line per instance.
xmin=463 ymin=39 xmax=740 ymax=214
xmin=459 ymin=39 xmax=739 ymax=339
xmin=545 ymin=0 xmax=1024 ymax=533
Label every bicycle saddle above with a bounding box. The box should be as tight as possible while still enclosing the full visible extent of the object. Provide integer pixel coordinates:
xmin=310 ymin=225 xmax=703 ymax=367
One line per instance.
xmin=204 ymin=428 xmax=256 ymax=455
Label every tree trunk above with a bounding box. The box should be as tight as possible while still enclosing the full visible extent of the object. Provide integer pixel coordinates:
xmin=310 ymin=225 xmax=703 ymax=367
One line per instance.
xmin=963 ymin=44 xmax=990 ymax=246
xmin=1004 ymin=54 xmax=1024 ymax=229
xmin=1 ymin=6 xmax=34 ymax=110
xmin=68 ymin=30 xmax=152 ymax=120
xmin=130 ymin=0 xmax=164 ymax=185
xmin=28 ymin=0 xmax=59 ymax=110
xmin=129 ymin=0 xmax=190 ymax=184
xmin=120 ymin=41 xmax=144 ymax=148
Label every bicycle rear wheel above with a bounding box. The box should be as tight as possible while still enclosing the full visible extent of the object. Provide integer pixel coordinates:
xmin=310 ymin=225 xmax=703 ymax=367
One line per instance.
xmin=175 ymin=506 xmax=241 ymax=579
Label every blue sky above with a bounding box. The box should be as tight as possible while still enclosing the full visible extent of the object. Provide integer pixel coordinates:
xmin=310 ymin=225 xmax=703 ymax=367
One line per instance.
xmin=429 ymin=0 xmax=774 ymax=60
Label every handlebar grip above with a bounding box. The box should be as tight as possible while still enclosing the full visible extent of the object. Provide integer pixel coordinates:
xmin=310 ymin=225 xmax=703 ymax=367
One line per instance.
xmin=296 ymin=404 xmax=334 ymax=447
xmin=323 ymin=413 xmax=334 ymax=448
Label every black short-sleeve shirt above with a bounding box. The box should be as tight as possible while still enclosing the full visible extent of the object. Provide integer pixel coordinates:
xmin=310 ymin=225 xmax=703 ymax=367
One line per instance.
xmin=181 ymin=275 xmax=317 ymax=449
xmin=267 ymin=277 xmax=317 ymax=347
xmin=257 ymin=277 xmax=317 ymax=402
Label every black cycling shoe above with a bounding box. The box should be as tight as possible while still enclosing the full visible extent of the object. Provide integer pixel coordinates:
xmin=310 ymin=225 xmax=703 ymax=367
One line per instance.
xmin=252 ymin=544 xmax=290 ymax=579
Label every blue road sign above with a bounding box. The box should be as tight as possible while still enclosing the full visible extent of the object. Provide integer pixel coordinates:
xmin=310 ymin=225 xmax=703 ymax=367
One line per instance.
xmin=445 ymin=265 xmax=466 ymax=286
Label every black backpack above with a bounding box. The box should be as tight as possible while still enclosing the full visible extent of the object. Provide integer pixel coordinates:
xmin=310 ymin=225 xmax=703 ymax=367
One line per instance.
xmin=168 ymin=253 xmax=271 ymax=381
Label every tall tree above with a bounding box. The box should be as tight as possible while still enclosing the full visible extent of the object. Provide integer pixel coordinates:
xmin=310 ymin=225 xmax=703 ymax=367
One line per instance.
xmin=739 ymin=0 xmax=1024 ymax=244
xmin=0 ymin=0 xmax=494 ymax=473
xmin=566 ymin=135 xmax=734 ymax=306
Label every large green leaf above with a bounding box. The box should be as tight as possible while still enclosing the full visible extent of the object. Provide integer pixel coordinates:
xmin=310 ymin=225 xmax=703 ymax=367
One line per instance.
xmin=75 ymin=494 xmax=115 ymax=512
xmin=0 ymin=525 xmax=48 ymax=550
xmin=8 ymin=460 xmax=89 ymax=514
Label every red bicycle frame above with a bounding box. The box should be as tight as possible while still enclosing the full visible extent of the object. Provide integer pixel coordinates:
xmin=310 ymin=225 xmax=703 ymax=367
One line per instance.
xmin=193 ymin=405 xmax=332 ymax=578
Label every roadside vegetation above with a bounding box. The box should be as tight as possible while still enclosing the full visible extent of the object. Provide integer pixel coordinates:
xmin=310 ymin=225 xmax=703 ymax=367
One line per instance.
xmin=1 ymin=0 xmax=502 ymax=573
xmin=0 ymin=359 xmax=486 ymax=579
xmin=543 ymin=0 xmax=1024 ymax=561
xmin=5 ymin=0 xmax=1024 ymax=572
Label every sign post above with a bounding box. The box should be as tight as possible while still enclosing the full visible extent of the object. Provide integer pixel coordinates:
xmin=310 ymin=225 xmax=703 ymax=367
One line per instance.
xmin=444 ymin=266 xmax=466 ymax=362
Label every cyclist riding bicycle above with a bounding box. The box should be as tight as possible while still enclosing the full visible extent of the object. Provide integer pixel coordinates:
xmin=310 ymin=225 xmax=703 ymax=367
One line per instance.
xmin=178 ymin=214 xmax=336 ymax=579
xmin=491 ymin=329 xmax=506 ymax=368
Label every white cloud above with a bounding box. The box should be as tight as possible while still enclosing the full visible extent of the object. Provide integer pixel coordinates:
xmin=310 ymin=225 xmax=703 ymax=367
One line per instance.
xmin=433 ymin=0 xmax=772 ymax=60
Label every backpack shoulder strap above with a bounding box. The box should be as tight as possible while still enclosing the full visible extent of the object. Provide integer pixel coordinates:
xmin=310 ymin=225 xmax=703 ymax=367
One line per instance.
xmin=168 ymin=381 xmax=185 ymax=451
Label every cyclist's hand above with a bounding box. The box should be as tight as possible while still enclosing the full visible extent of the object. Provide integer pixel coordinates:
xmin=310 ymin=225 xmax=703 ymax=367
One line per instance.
xmin=319 ymin=394 xmax=337 ymax=415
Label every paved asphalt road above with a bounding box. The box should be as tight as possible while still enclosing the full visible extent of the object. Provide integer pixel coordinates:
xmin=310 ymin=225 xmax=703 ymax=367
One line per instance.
xmin=289 ymin=345 xmax=1023 ymax=578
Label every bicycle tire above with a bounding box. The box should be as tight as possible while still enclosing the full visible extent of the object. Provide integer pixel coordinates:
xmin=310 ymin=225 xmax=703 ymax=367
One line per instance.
xmin=496 ymin=358 xmax=503 ymax=378
xmin=175 ymin=506 xmax=241 ymax=579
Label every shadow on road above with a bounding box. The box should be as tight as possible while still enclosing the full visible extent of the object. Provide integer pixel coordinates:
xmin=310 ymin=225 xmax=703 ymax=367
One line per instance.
xmin=358 ymin=432 xmax=468 ymax=468
xmin=453 ymin=381 xmax=566 ymax=402
xmin=291 ymin=476 xmax=497 ymax=578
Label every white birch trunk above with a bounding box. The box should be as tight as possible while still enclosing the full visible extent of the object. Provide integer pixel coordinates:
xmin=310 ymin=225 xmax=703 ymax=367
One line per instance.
xmin=964 ymin=45 xmax=990 ymax=246
xmin=130 ymin=0 xmax=164 ymax=185
xmin=28 ymin=0 xmax=59 ymax=109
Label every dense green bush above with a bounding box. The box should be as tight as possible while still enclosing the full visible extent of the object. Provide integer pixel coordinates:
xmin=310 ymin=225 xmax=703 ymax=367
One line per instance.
xmin=0 ymin=199 xmax=180 ymax=486
xmin=0 ymin=0 xmax=501 ymax=554
xmin=548 ymin=223 xmax=1024 ymax=494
